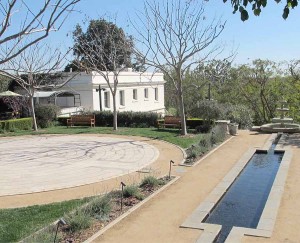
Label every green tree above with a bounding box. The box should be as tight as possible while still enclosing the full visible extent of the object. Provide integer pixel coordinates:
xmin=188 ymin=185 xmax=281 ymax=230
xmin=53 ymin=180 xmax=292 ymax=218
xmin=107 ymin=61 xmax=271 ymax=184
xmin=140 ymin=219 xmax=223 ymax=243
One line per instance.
xmin=225 ymin=0 xmax=298 ymax=21
xmin=71 ymin=19 xmax=134 ymax=71
xmin=69 ymin=19 xmax=135 ymax=130
xmin=232 ymin=59 xmax=280 ymax=124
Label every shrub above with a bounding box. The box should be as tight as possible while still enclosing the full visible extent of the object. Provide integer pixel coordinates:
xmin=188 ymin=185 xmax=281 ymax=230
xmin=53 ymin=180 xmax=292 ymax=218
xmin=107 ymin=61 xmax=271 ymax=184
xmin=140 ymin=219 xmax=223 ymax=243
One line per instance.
xmin=186 ymin=137 xmax=212 ymax=162
xmin=140 ymin=176 xmax=162 ymax=188
xmin=210 ymin=125 xmax=226 ymax=144
xmin=123 ymin=185 xmax=143 ymax=199
xmin=186 ymin=118 xmax=205 ymax=129
xmin=91 ymin=111 xmax=158 ymax=128
xmin=64 ymin=209 xmax=92 ymax=232
xmin=86 ymin=195 xmax=111 ymax=220
xmin=220 ymin=103 xmax=253 ymax=129
xmin=35 ymin=104 xmax=60 ymax=128
xmin=57 ymin=117 xmax=68 ymax=126
xmin=166 ymin=107 xmax=177 ymax=116
xmin=195 ymin=123 xmax=211 ymax=133
xmin=191 ymin=100 xmax=222 ymax=122
xmin=199 ymin=135 xmax=212 ymax=149
xmin=0 ymin=118 xmax=32 ymax=132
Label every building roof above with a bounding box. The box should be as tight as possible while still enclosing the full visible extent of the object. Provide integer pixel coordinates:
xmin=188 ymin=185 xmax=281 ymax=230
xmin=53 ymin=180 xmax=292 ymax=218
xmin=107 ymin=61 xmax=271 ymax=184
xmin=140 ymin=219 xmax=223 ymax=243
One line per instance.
xmin=34 ymin=90 xmax=79 ymax=98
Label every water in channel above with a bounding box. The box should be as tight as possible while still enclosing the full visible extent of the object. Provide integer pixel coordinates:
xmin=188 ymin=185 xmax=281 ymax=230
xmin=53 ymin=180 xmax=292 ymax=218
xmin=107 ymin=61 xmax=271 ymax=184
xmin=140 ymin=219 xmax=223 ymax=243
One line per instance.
xmin=204 ymin=144 xmax=284 ymax=242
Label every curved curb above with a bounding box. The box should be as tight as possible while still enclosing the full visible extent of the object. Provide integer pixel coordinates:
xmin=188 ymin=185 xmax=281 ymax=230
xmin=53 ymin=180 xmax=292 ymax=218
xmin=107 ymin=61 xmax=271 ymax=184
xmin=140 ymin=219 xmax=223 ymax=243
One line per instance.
xmin=83 ymin=176 xmax=181 ymax=243
xmin=155 ymin=139 xmax=187 ymax=165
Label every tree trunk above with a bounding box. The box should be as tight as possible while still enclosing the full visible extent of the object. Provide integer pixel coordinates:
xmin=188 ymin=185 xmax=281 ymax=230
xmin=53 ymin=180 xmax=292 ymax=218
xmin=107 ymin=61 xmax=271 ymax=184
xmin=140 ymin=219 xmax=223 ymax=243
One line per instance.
xmin=178 ymin=91 xmax=187 ymax=135
xmin=30 ymin=95 xmax=38 ymax=131
xmin=112 ymin=94 xmax=118 ymax=130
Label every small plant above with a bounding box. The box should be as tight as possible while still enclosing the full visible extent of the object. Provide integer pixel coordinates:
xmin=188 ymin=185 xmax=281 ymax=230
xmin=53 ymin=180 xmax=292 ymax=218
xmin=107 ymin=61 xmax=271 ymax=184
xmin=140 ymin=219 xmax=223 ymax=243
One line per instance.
xmin=210 ymin=125 xmax=226 ymax=144
xmin=23 ymin=225 xmax=61 ymax=243
xmin=140 ymin=176 xmax=161 ymax=188
xmin=86 ymin=195 xmax=112 ymax=220
xmin=123 ymin=185 xmax=143 ymax=200
xmin=64 ymin=209 xmax=92 ymax=232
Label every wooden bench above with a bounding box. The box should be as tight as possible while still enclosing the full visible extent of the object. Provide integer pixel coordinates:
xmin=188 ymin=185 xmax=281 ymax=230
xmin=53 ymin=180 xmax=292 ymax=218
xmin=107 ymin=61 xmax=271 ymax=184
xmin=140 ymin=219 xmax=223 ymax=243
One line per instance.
xmin=67 ymin=115 xmax=95 ymax=127
xmin=158 ymin=116 xmax=181 ymax=129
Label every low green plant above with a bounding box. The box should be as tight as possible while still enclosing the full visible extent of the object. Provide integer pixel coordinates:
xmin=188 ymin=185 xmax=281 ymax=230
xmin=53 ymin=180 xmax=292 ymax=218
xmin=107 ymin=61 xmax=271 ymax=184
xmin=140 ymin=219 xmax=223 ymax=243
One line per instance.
xmin=23 ymin=225 xmax=61 ymax=243
xmin=91 ymin=111 xmax=159 ymax=128
xmin=140 ymin=176 xmax=162 ymax=188
xmin=86 ymin=195 xmax=111 ymax=220
xmin=123 ymin=185 xmax=144 ymax=200
xmin=35 ymin=104 xmax=60 ymax=128
xmin=210 ymin=125 xmax=226 ymax=144
xmin=166 ymin=107 xmax=177 ymax=116
xmin=191 ymin=100 xmax=222 ymax=123
xmin=221 ymin=103 xmax=253 ymax=128
xmin=64 ymin=209 xmax=92 ymax=232
xmin=0 ymin=118 xmax=32 ymax=132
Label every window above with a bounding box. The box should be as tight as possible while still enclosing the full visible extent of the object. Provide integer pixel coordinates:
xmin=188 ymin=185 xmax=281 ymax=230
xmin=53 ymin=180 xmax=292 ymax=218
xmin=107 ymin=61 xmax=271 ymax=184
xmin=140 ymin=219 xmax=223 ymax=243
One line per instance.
xmin=154 ymin=88 xmax=158 ymax=101
xmin=104 ymin=91 xmax=110 ymax=108
xmin=133 ymin=89 xmax=137 ymax=100
xmin=144 ymin=88 xmax=148 ymax=99
xmin=119 ymin=90 xmax=125 ymax=106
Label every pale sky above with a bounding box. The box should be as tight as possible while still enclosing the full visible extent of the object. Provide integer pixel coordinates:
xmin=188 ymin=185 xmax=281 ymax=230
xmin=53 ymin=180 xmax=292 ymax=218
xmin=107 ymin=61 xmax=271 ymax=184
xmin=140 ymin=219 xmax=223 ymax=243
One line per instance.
xmin=46 ymin=0 xmax=300 ymax=65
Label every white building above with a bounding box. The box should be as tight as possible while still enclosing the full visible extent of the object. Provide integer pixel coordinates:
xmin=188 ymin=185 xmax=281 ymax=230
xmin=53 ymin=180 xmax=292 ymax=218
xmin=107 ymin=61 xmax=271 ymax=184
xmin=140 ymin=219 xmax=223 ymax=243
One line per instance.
xmin=54 ymin=69 xmax=166 ymax=116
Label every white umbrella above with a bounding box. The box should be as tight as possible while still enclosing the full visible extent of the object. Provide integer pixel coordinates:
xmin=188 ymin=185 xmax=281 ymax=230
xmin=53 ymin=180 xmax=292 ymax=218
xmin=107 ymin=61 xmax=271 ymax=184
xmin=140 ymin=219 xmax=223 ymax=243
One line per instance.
xmin=0 ymin=91 xmax=22 ymax=97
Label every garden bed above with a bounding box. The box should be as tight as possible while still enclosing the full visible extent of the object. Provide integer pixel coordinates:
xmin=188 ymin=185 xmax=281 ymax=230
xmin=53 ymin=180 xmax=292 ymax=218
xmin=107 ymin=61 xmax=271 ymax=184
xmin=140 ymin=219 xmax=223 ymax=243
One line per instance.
xmin=184 ymin=126 xmax=231 ymax=165
xmin=23 ymin=176 xmax=175 ymax=243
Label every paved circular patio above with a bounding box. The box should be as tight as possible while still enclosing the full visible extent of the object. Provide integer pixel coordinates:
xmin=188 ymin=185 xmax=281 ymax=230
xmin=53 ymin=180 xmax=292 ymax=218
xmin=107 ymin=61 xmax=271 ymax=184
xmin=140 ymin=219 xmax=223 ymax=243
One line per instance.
xmin=0 ymin=135 xmax=159 ymax=196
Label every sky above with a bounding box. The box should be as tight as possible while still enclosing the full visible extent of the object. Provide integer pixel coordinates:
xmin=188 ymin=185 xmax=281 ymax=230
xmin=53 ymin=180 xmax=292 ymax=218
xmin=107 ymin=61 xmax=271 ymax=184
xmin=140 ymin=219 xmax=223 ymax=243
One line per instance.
xmin=44 ymin=0 xmax=300 ymax=65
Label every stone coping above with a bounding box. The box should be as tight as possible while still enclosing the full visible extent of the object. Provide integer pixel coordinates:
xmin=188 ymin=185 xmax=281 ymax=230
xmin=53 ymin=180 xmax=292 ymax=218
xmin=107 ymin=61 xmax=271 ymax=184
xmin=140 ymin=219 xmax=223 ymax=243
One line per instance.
xmin=181 ymin=133 xmax=293 ymax=242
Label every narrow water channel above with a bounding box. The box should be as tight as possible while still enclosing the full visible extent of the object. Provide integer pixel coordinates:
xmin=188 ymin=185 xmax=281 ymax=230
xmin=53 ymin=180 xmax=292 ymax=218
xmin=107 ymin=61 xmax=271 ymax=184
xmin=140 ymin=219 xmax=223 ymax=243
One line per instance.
xmin=204 ymin=144 xmax=284 ymax=242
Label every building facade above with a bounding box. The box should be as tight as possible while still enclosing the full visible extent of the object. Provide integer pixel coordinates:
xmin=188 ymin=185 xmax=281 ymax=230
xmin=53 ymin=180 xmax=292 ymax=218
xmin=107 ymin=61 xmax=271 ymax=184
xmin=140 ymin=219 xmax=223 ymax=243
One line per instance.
xmin=58 ymin=69 xmax=166 ymax=116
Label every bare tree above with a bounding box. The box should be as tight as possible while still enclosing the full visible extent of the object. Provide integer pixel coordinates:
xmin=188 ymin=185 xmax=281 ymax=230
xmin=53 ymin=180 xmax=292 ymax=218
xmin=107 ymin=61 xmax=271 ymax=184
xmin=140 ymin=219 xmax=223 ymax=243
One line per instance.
xmin=0 ymin=43 xmax=77 ymax=131
xmin=133 ymin=0 xmax=226 ymax=135
xmin=72 ymin=18 xmax=134 ymax=130
xmin=0 ymin=0 xmax=80 ymax=65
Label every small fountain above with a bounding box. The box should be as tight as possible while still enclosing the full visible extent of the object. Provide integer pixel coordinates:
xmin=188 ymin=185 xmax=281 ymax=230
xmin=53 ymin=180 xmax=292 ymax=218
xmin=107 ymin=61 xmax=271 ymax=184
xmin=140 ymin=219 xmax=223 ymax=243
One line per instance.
xmin=253 ymin=100 xmax=300 ymax=133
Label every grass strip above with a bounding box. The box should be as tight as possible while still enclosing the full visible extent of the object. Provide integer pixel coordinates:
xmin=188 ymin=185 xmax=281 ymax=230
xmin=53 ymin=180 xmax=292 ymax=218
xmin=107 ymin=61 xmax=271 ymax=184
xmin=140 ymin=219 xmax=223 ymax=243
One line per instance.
xmin=0 ymin=126 xmax=203 ymax=149
xmin=0 ymin=198 xmax=91 ymax=242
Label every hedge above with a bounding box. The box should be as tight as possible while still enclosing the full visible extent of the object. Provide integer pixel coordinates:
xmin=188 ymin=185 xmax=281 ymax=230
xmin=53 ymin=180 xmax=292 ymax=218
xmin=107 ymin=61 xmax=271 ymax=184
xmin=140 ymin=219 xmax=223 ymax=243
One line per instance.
xmin=186 ymin=119 xmax=205 ymax=129
xmin=0 ymin=118 xmax=32 ymax=132
xmin=58 ymin=111 xmax=159 ymax=128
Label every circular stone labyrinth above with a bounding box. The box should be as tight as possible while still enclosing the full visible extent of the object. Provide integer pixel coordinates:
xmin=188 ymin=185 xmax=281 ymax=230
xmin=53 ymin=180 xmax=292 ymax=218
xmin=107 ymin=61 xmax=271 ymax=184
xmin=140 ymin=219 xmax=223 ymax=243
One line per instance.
xmin=0 ymin=135 xmax=159 ymax=196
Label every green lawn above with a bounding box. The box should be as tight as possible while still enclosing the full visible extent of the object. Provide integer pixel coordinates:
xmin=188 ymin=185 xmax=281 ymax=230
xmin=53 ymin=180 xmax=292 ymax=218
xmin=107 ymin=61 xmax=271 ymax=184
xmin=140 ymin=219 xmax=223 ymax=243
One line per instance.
xmin=0 ymin=126 xmax=204 ymax=149
xmin=0 ymin=198 xmax=91 ymax=242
